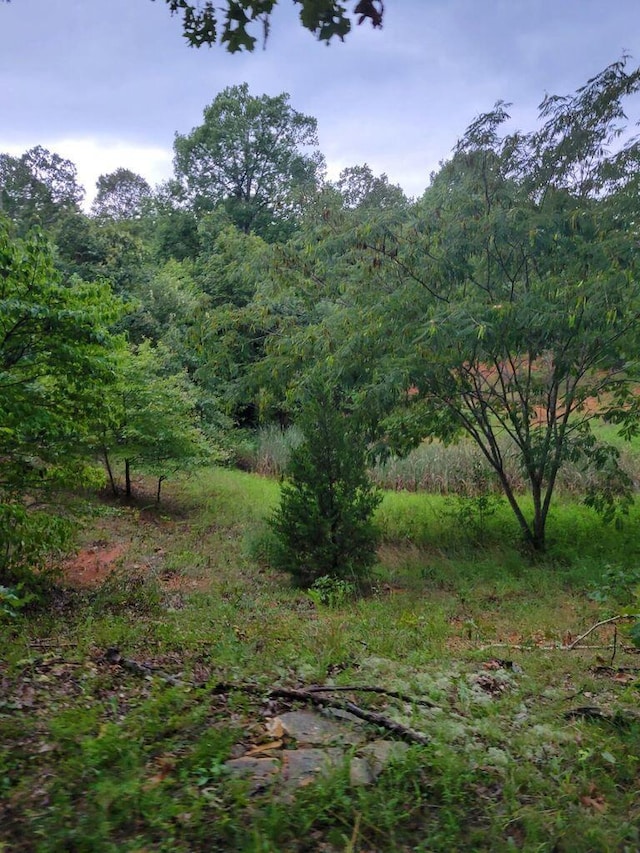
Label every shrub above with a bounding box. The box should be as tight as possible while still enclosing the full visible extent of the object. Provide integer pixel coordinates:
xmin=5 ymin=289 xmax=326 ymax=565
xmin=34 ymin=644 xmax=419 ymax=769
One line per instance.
xmin=269 ymin=385 xmax=381 ymax=588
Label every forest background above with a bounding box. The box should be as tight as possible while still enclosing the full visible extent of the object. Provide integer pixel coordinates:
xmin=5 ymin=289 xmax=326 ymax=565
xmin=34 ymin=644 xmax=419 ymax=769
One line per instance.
xmin=3 ymin=21 xmax=640 ymax=847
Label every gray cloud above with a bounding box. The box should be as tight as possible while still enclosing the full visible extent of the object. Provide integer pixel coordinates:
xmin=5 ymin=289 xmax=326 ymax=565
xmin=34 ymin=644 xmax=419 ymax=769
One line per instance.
xmin=1 ymin=0 xmax=639 ymax=199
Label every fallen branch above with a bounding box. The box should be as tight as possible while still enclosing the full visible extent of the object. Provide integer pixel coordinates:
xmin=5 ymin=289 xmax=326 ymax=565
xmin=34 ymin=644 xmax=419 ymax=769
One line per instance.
xmin=102 ymin=648 xmax=430 ymax=745
xmin=305 ymin=684 xmax=438 ymax=709
xmin=103 ymin=647 xmax=184 ymax=686
xmin=265 ymin=686 xmax=430 ymax=745
xmin=566 ymin=615 xmax=640 ymax=651
xmin=564 ymin=705 xmax=640 ymax=728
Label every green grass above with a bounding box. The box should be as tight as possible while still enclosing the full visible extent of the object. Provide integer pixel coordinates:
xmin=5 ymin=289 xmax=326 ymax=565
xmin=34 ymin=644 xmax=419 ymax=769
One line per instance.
xmin=2 ymin=466 xmax=640 ymax=852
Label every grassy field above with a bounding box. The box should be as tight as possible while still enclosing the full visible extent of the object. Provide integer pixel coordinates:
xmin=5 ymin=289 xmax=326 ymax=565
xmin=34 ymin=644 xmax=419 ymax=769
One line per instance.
xmin=2 ymin=467 xmax=640 ymax=852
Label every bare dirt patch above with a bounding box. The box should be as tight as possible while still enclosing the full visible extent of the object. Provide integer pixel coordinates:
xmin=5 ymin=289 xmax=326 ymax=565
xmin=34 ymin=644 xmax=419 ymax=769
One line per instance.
xmin=62 ymin=542 xmax=127 ymax=588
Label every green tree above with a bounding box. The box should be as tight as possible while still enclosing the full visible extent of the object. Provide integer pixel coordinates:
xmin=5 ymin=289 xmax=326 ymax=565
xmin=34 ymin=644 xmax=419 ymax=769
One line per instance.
xmin=335 ymin=164 xmax=408 ymax=212
xmin=344 ymin=59 xmax=640 ymax=551
xmin=173 ymin=84 xmax=324 ymax=240
xmin=0 ymin=146 xmax=84 ymax=234
xmin=91 ymin=168 xmax=152 ymax=220
xmin=98 ymin=342 xmax=216 ymax=502
xmin=0 ymin=218 xmax=125 ymax=580
xmin=269 ymin=379 xmax=381 ymax=587
xmin=156 ymin=0 xmax=383 ymax=50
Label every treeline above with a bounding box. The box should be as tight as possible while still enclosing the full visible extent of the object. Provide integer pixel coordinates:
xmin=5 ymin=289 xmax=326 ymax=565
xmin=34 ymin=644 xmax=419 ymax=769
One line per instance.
xmin=3 ymin=60 xmax=640 ymax=586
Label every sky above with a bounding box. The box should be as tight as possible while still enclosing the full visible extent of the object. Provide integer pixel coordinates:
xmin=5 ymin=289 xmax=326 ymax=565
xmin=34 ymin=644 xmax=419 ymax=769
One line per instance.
xmin=1 ymin=0 xmax=640 ymax=206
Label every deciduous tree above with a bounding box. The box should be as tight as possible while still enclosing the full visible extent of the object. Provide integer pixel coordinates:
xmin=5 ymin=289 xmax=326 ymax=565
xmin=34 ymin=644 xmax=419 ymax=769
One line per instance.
xmin=346 ymin=59 xmax=640 ymax=551
xmin=0 ymin=217 xmax=125 ymax=579
xmin=91 ymin=168 xmax=152 ymax=220
xmin=0 ymin=146 xmax=84 ymax=233
xmin=173 ymin=84 xmax=323 ymax=240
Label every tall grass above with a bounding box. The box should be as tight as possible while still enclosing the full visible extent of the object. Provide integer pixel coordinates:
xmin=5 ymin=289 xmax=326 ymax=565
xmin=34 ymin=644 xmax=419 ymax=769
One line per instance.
xmin=252 ymin=426 xmax=640 ymax=497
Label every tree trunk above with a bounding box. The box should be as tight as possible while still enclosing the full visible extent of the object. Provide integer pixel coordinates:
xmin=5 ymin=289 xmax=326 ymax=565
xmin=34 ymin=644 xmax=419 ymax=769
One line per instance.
xmin=103 ymin=448 xmax=118 ymax=496
xmin=156 ymin=476 xmax=166 ymax=505
xmin=529 ymin=482 xmax=546 ymax=552
xmin=125 ymin=458 xmax=132 ymax=499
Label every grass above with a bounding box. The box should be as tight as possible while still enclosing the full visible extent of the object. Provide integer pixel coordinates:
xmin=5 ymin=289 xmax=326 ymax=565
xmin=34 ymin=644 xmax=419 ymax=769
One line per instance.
xmin=2 ymin=466 xmax=640 ymax=851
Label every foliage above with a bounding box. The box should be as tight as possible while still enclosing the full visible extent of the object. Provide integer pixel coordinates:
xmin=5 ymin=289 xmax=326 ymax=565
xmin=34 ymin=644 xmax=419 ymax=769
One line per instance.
xmin=91 ymin=168 xmax=152 ymax=220
xmin=307 ymin=574 xmax=356 ymax=608
xmin=157 ymin=0 xmax=384 ymax=50
xmin=97 ymin=341 xmax=217 ymax=501
xmin=269 ymin=381 xmax=381 ymax=586
xmin=334 ymin=163 xmax=408 ymax=211
xmin=0 ymin=146 xmax=84 ymax=233
xmin=0 ymin=217 xmax=124 ymax=581
xmin=340 ymin=59 xmax=640 ymax=551
xmin=0 ymin=583 xmax=35 ymax=618
xmin=588 ymin=564 xmax=640 ymax=606
xmin=173 ymin=83 xmax=324 ymax=239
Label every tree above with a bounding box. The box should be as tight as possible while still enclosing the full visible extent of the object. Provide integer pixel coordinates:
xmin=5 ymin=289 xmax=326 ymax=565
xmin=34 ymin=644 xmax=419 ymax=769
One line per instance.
xmin=0 ymin=217 xmax=125 ymax=580
xmin=91 ymin=168 xmax=152 ymax=220
xmin=173 ymin=84 xmax=324 ymax=240
xmin=97 ymin=342 xmax=216 ymax=502
xmin=156 ymin=0 xmax=384 ymax=50
xmin=269 ymin=378 xmax=381 ymax=587
xmin=335 ymin=164 xmax=408 ymax=211
xmin=0 ymin=146 xmax=84 ymax=233
xmin=344 ymin=59 xmax=640 ymax=552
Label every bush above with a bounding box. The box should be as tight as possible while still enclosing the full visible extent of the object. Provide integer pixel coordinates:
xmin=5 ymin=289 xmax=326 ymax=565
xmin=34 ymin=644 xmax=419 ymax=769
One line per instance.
xmin=269 ymin=386 xmax=381 ymax=588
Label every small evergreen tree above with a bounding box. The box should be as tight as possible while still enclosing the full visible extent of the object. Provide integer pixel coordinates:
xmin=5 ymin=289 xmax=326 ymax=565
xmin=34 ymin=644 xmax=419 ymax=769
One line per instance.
xmin=269 ymin=383 xmax=381 ymax=588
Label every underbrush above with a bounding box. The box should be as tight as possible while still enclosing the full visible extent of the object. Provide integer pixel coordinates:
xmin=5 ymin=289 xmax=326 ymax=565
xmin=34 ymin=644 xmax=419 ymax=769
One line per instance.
xmin=2 ymin=467 xmax=640 ymax=852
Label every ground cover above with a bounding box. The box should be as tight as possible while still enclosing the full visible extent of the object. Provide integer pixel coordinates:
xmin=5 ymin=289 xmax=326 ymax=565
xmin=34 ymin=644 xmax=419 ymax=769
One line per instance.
xmin=1 ymin=467 xmax=640 ymax=851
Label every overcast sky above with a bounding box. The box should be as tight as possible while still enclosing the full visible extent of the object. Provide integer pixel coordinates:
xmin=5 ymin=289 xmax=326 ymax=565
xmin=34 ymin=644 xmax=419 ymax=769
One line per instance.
xmin=1 ymin=1 xmax=639 ymax=205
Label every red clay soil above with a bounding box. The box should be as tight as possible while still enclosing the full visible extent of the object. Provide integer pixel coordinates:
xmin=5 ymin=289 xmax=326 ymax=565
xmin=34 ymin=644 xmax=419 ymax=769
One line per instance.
xmin=61 ymin=541 xmax=211 ymax=593
xmin=62 ymin=543 xmax=127 ymax=588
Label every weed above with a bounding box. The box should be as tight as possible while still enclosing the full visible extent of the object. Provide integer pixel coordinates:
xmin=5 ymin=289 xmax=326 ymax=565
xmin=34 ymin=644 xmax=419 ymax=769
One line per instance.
xmin=307 ymin=575 xmax=356 ymax=608
xmin=588 ymin=563 xmax=640 ymax=606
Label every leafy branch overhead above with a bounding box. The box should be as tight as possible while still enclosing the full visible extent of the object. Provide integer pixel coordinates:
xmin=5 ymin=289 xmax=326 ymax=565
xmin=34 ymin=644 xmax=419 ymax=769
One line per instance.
xmin=157 ymin=0 xmax=384 ymax=50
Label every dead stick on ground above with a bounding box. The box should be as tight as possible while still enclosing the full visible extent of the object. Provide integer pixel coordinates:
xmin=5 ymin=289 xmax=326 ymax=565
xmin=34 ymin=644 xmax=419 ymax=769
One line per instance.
xmin=102 ymin=649 xmax=431 ymax=745
xmin=306 ymin=684 xmax=437 ymax=709
xmin=566 ymin=615 xmax=640 ymax=651
xmin=210 ymin=683 xmax=431 ymax=746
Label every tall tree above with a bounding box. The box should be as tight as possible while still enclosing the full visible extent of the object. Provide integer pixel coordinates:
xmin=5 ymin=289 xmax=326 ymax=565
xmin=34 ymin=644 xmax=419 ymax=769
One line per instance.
xmin=335 ymin=164 xmax=408 ymax=211
xmin=341 ymin=59 xmax=640 ymax=551
xmin=91 ymin=168 xmax=152 ymax=220
xmin=0 ymin=217 xmax=125 ymax=580
xmin=173 ymin=84 xmax=324 ymax=239
xmin=0 ymin=146 xmax=84 ymax=233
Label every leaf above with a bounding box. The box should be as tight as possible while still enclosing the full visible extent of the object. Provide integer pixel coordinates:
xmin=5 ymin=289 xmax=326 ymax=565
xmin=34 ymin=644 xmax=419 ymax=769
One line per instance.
xmin=244 ymin=739 xmax=284 ymax=756
xmin=629 ymin=619 xmax=640 ymax=649
xmin=265 ymin=717 xmax=285 ymax=738
xmin=580 ymin=786 xmax=607 ymax=813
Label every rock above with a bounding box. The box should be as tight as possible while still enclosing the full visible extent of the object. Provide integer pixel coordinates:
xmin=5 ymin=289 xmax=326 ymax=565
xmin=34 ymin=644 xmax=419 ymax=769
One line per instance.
xmin=357 ymin=740 xmax=410 ymax=778
xmin=275 ymin=710 xmax=364 ymax=746
xmin=225 ymin=756 xmax=280 ymax=793
xmin=281 ymin=747 xmax=344 ymax=787
xmin=349 ymin=757 xmax=375 ymax=786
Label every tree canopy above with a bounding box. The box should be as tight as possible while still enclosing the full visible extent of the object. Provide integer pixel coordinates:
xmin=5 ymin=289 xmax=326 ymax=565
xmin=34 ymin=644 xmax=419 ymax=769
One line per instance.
xmin=173 ymin=84 xmax=323 ymax=239
xmin=321 ymin=59 xmax=640 ymax=551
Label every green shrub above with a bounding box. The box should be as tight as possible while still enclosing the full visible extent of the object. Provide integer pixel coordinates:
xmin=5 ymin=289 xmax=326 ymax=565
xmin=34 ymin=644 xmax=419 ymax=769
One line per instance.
xmin=269 ymin=385 xmax=381 ymax=588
